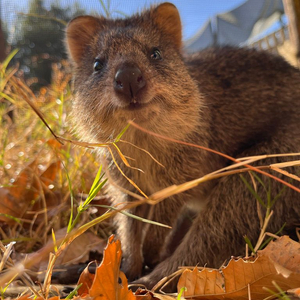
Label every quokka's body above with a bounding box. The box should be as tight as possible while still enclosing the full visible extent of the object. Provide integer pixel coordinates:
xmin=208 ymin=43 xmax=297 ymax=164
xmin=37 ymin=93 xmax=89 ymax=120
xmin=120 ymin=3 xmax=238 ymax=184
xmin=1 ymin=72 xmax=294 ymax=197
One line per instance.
xmin=66 ymin=2 xmax=300 ymax=289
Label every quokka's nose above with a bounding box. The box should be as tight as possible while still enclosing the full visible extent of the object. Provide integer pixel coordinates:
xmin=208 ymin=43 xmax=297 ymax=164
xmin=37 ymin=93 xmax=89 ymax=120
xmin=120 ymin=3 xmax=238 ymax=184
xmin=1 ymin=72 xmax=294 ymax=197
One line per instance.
xmin=114 ymin=65 xmax=145 ymax=100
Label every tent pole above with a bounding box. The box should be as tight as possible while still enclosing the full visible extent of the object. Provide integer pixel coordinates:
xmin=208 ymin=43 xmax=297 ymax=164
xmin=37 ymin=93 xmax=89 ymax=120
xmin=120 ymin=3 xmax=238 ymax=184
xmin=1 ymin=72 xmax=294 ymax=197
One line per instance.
xmin=283 ymin=0 xmax=300 ymax=63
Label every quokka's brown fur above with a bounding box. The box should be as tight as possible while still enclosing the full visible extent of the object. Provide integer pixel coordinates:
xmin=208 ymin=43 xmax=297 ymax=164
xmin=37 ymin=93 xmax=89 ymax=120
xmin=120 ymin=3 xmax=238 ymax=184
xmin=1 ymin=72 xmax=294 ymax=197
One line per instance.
xmin=66 ymin=2 xmax=300 ymax=290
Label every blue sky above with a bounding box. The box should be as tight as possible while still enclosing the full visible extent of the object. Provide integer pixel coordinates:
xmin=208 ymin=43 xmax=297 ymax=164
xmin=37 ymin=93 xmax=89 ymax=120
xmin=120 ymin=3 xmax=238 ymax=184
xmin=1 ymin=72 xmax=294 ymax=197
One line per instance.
xmin=2 ymin=0 xmax=246 ymax=41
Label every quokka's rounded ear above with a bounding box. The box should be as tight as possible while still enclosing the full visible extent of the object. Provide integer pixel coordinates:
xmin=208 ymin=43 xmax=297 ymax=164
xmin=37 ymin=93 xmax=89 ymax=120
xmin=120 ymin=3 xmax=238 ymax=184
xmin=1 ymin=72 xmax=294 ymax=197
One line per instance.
xmin=65 ymin=16 xmax=103 ymax=64
xmin=152 ymin=2 xmax=182 ymax=49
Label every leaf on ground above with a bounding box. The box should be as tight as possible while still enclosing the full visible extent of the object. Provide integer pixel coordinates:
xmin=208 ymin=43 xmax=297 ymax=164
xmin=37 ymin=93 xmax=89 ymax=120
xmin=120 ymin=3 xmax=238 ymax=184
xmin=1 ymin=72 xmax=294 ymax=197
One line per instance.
xmin=77 ymin=235 xmax=136 ymax=300
xmin=0 ymin=159 xmax=61 ymax=224
xmin=36 ymin=229 xmax=106 ymax=281
xmin=135 ymin=288 xmax=174 ymax=300
xmin=40 ymin=160 xmax=61 ymax=187
xmin=257 ymin=235 xmax=300 ymax=272
xmin=178 ymin=235 xmax=300 ymax=299
xmin=0 ymin=161 xmax=37 ymax=222
xmin=54 ymin=229 xmax=106 ymax=265
xmin=47 ymin=138 xmax=63 ymax=150
xmin=77 ymin=261 xmax=97 ymax=296
xmin=16 ymin=295 xmax=60 ymax=300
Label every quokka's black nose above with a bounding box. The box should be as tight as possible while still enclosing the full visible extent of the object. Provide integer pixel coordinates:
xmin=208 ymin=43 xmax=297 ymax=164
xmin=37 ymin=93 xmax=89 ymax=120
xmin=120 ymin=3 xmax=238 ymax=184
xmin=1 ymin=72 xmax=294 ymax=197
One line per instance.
xmin=114 ymin=65 xmax=145 ymax=100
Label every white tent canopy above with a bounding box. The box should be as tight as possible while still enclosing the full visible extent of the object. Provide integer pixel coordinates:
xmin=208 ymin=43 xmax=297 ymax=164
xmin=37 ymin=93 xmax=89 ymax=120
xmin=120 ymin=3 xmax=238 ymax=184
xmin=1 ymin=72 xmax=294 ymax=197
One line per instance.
xmin=185 ymin=0 xmax=284 ymax=52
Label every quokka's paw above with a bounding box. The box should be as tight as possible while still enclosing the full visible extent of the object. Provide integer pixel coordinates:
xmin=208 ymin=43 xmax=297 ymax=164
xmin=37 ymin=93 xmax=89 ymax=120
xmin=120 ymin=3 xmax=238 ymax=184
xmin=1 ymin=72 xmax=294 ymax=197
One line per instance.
xmin=132 ymin=258 xmax=179 ymax=293
xmin=132 ymin=274 xmax=177 ymax=293
xmin=121 ymin=256 xmax=143 ymax=282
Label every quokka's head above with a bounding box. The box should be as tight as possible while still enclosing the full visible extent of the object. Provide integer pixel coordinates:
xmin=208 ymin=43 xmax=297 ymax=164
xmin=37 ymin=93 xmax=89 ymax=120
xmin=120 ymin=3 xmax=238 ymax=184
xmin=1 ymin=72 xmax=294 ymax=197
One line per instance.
xmin=66 ymin=2 xmax=200 ymax=142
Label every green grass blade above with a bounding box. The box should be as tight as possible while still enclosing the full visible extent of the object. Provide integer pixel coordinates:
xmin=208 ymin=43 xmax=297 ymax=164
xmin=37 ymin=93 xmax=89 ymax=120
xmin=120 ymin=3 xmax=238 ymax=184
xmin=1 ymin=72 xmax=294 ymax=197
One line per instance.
xmin=51 ymin=229 xmax=58 ymax=253
xmin=240 ymin=174 xmax=266 ymax=208
xmin=85 ymin=178 xmax=108 ymax=206
xmin=177 ymin=287 xmax=187 ymax=300
xmin=98 ymin=0 xmax=110 ymax=17
xmin=114 ymin=123 xmax=131 ymax=142
xmin=89 ymin=165 xmax=103 ymax=195
xmin=0 ymin=214 xmax=21 ymax=224
xmin=251 ymin=171 xmax=268 ymax=193
xmin=244 ymin=235 xmax=255 ymax=253
xmin=272 ymin=281 xmax=291 ymax=300
xmin=0 ymin=92 xmax=16 ymax=104
xmin=0 ymin=49 xmax=19 ymax=76
xmin=66 ymin=283 xmax=82 ymax=299
xmin=62 ymin=162 xmax=75 ymax=233
xmin=96 ymin=204 xmax=171 ymax=228
xmin=271 ymin=186 xmax=286 ymax=207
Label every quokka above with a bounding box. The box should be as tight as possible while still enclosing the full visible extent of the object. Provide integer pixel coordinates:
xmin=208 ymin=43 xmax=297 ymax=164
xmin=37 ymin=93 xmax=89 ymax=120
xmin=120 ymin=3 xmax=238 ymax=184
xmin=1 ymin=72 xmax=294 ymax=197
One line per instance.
xmin=66 ymin=2 xmax=300 ymax=289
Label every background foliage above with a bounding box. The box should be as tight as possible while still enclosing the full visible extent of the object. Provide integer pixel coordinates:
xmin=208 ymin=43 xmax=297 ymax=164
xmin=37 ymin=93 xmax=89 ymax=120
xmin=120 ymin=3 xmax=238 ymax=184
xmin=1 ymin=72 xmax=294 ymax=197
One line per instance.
xmin=10 ymin=0 xmax=86 ymax=88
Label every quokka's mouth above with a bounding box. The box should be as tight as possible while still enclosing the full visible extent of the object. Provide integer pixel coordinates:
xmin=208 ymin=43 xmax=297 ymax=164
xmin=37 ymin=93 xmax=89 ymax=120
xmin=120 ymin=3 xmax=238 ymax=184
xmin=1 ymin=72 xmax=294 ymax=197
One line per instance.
xmin=124 ymin=101 xmax=151 ymax=111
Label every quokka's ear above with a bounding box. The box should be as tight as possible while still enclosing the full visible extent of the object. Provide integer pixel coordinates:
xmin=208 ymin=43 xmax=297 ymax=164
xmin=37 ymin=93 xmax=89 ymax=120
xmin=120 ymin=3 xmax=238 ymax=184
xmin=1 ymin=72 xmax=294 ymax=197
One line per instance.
xmin=152 ymin=2 xmax=182 ymax=49
xmin=66 ymin=16 xmax=103 ymax=64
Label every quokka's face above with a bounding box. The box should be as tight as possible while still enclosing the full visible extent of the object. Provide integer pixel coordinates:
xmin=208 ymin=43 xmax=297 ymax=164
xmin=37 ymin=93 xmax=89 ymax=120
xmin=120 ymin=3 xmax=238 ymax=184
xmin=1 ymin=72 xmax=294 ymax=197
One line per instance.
xmin=66 ymin=3 xmax=200 ymax=141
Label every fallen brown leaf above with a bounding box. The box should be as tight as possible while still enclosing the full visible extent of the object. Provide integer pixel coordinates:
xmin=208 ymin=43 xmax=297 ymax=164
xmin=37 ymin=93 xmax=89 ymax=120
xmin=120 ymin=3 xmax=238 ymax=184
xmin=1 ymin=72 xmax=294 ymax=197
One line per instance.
xmin=135 ymin=288 xmax=173 ymax=300
xmin=29 ymin=229 xmax=106 ymax=282
xmin=178 ymin=236 xmax=300 ymax=299
xmin=0 ymin=159 xmax=61 ymax=224
xmin=50 ymin=228 xmax=105 ymax=266
xmin=257 ymin=235 xmax=300 ymax=272
xmin=0 ymin=161 xmax=37 ymax=223
xmin=16 ymin=295 xmax=60 ymax=300
xmin=78 ymin=235 xmax=136 ymax=300
xmin=77 ymin=261 xmax=97 ymax=296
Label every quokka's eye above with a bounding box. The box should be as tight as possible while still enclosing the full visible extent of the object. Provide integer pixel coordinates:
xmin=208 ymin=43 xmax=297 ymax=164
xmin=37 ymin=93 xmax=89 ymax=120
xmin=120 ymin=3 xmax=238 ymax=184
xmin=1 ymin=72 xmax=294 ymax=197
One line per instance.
xmin=151 ymin=48 xmax=162 ymax=60
xmin=93 ymin=59 xmax=103 ymax=72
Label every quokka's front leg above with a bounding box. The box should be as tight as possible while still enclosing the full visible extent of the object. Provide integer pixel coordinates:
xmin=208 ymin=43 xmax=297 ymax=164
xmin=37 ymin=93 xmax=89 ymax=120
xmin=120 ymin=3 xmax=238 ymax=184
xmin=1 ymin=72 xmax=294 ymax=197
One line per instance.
xmin=136 ymin=174 xmax=267 ymax=291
